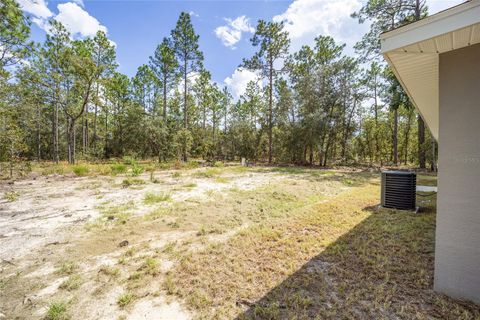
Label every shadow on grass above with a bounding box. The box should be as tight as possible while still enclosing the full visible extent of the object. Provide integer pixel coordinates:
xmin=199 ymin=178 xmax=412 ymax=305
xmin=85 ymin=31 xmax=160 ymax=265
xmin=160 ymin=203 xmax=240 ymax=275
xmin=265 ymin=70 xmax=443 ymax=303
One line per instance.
xmin=235 ymin=193 xmax=480 ymax=319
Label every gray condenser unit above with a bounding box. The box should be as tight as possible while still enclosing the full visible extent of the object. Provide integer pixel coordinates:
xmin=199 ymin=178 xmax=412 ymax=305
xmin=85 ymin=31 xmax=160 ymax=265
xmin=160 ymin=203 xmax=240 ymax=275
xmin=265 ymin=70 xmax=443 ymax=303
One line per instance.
xmin=381 ymin=171 xmax=416 ymax=210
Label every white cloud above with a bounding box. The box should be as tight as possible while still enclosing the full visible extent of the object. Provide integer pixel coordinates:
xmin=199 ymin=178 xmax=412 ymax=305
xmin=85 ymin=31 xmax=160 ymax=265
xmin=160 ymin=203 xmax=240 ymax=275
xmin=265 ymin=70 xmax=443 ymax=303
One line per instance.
xmin=426 ymin=0 xmax=463 ymax=15
xmin=72 ymin=0 xmax=84 ymax=7
xmin=189 ymin=11 xmax=199 ymax=17
xmin=224 ymin=68 xmax=259 ymax=99
xmin=55 ymin=2 xmax=107 ymax=38
xmin=273 ymin=0 xmax=366 ymax=54
xmin=17 ymin=1 xmax=108 ymax=39
xmin=215 ymin=15 xmax=255 ymax=49
xmin=16 ymin=0 xmax=53 ymax=19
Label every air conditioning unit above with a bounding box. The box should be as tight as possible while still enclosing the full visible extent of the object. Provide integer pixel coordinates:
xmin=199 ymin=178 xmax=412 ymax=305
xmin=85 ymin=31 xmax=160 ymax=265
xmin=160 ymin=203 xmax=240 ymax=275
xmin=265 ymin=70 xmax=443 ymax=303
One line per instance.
xmin=381 ymin=171 xmax=416 ymax=211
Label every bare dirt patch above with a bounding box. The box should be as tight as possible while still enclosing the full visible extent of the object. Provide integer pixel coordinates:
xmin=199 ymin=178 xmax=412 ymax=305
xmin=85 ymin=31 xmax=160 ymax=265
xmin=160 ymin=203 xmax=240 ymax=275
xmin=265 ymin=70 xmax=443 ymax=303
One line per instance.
xmin=0 ymin=166 xmax=287 ymax=319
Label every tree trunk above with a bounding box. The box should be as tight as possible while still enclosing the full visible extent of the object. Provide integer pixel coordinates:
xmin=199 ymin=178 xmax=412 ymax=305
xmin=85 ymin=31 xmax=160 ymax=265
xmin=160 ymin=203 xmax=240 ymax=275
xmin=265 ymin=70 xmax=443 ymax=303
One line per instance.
xmin=268 ymin=58 xmax=273 ymax=164
xmin=104 ymin=103 xmax=108 ymax=159
xmin=93 ymin=82 xmax=99 ymax=150
xmin=403 ymin=109 xmax=412 ymax=164
xmin=393 ymin=108 xmax=398 ymax=165
xmin=163 ymin=74 xmax=167 ymax=119
xmin=374 ymin=75 xmax=380 ymax=164
xmin=430 ymin=134 xmax=437 ymax=172
xmin=183 ymin=61 xmax=188 ymax=130
xmin=53 ymin=100 xmax=59 ymax=164
xmin=342 ymin=99 xmax=357 ymax=162
xmin=183 ymin=58 xmax=188 ymax=162
xmin=418 ymin=115 xmax=426 ymax=168
xmin=36 ymin=103 xmax=41 ymax=161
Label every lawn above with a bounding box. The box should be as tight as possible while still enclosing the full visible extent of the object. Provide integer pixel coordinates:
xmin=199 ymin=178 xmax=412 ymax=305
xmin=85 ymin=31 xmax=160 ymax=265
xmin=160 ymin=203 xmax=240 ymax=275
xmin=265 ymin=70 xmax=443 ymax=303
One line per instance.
xmin=0 ymin=165 xmax=478 ymax=319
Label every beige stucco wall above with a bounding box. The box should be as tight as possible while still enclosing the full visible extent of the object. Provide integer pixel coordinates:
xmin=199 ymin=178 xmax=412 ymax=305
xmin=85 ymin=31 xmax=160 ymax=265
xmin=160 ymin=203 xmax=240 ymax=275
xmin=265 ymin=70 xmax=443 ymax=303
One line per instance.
xmin=435 ymin=43 xmax=480 ymax=304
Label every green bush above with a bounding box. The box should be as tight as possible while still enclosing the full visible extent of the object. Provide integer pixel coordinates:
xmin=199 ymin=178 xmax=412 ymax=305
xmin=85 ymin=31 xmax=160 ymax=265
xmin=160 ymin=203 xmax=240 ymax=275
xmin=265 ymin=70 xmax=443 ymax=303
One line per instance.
xmin=131 ymin=165 xmax=144 ymax=176
xmin=110 ymin=163 xmax=127 ymax=175
xmin=185 ymin=161 xmax=199 ymax=169
xmin=72 ymin=165 xmax=89 ymax=176
xmin=122 ymin=156 xmax=137 ymax=166
xmin=213 ymin=161 xmax=224 ymax=167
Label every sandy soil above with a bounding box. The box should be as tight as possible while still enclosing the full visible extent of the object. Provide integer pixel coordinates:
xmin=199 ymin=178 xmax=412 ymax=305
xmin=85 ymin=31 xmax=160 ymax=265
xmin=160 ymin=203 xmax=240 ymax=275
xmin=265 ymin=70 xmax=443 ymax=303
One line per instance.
xmin=0 ymin=167 xmax=283 ymax=319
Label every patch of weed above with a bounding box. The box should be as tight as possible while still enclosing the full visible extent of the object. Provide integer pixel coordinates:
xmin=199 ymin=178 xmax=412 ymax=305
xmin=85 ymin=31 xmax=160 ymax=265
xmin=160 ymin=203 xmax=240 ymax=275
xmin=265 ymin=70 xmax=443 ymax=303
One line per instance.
xmin=213 ymin=161 xmax=224 ymax=167
xmin=59 ymin=275 xmax=82 ymax=291
xmin=183 ymin=182 xmax=197 ymax=188
xmin=117 ymin=292 xmax=135 ymax=308
xmin=45 ymin=301 xmax=69 ymax=320
xmin=99 ymin=265 xmax=120 ymax=277
xmin=122 ymin=178 xmax=145 ymax=188
xmin=144 ymin=192 xmax=171 ymax=205
xmin=214 ymin=177 xmax=230 ymax=183
xmin=131 ymin=165 xmax=144 ymax=177
xmin=110 ymin=163 xmax=127 ymax=175
xmin=141 ymin=257 xmax=159 ymax=275
xmin=3 ymin=191 xmax=19 ymax=202
xmin=195 ymin=168 xmax=220 ymax=178
xmin=57 ymin=262 xmax=78 ymax=275
xmin=72 ymin=165 xmax=89 ymax=176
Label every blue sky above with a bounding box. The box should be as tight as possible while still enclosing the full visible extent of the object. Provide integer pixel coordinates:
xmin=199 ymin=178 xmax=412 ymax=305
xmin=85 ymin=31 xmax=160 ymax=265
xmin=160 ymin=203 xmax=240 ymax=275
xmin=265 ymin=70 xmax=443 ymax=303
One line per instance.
xmin=18 ymin=0 xmax=463 ymax=98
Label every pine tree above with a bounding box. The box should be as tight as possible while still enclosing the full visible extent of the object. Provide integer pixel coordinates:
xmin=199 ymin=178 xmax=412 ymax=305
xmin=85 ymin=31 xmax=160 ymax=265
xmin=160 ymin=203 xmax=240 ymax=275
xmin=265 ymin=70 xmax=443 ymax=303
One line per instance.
xmin=242 ymin=20 xmax=290 ymax=164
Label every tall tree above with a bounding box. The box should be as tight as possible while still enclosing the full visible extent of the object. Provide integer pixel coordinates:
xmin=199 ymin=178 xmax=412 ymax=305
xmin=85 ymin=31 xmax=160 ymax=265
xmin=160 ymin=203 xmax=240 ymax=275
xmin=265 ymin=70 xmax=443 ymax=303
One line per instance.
xmin=353 ymin=0 xmax=429 ymax=168
xmin=171 ymin=14 xmax=203 ymax=125
xmin=149 ymin=37 xmax=178 ymax=120
xmin=91 ymin=31 xmax=116 ymax=152
xmin=0 ymin=0 xmax=31 ymax=71
xmin=242 ymin=20 xmax=290 ymax=164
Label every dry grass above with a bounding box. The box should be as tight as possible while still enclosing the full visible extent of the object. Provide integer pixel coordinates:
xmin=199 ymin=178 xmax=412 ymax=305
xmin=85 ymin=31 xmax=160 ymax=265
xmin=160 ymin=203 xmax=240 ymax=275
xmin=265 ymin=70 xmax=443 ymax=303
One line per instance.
xmin=1 ymin=166 xmax=478 ymax=320
xmin=162 ymin=173 xmax=479 ymax=320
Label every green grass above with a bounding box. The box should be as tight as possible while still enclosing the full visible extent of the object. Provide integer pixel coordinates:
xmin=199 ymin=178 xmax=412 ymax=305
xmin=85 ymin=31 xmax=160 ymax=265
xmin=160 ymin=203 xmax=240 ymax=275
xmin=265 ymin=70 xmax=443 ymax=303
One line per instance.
xmin=143 ymin=192 xmax=171 ymax=204
xmin=71 ymin=165 xmax=89 ymax=176
xmin=98 ymin=265 xmax=120 ymax=277
xmin=110 ymin=163 xmax=127 ymax=175
xmin=45 ymin=301 xmax=69 ymax=320
xmin=155 ymin=173 xmax=477 ymax=319
xmin=131 ymin=165 xmax=144 ymax=177
xmin=56 ymin=262 xmax=78 ymax=275
xmin=183 ymin=182 xmax=197 ymax=188
xmin=3 ymin=191 xmax=19 ymax=202
xmin=213 ymin=161 xmax=224 ymax=167
xmin=195 ymin=168 xmax=221 ymax=178
xmin=214 ymin=177 xmax=230 ymax=183
xmin=122 ymin=178 xmax=145 ymax=188
xmin=117 ymin=292 xmax=135 ymax=308
xmin=59 ymin=275 xmax=83 ymax=291
xmin=140 ymin=257 xmax=159 ymax=275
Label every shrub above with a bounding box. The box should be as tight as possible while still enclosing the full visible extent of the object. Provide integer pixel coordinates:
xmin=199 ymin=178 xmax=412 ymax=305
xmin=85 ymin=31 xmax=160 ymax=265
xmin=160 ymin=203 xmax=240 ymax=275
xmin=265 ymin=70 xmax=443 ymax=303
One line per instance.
xmin=131 ymin=164 xmax=144 ymax=177
xmin=185 ymin=161 xmax=199 ymax=169
xmin=122 ymin=156 xmax=137 ymax=166
xmin=71 ymin=165 xmax=89 ymax=176
xmin=110 ymin=163 xmax=127 ymax=175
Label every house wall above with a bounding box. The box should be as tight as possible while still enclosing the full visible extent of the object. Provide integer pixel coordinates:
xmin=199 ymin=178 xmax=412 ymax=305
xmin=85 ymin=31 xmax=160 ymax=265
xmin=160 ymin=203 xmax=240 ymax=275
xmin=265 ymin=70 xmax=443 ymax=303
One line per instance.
xmin=436 ymin=42 xmax=480 ymax=304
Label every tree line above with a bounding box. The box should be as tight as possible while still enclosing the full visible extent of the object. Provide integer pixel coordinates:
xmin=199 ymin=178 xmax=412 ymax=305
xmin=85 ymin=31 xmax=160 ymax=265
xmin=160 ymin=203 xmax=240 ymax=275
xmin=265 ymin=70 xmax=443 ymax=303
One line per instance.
xmin=0 ymin=0 xmax=437 ymax=169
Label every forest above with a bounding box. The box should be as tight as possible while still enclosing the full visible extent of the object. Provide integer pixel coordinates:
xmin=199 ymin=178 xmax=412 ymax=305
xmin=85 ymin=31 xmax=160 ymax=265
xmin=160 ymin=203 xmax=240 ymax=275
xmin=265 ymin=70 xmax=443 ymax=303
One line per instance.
xmin=0 ymin=0 xmax=437 ymax=172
